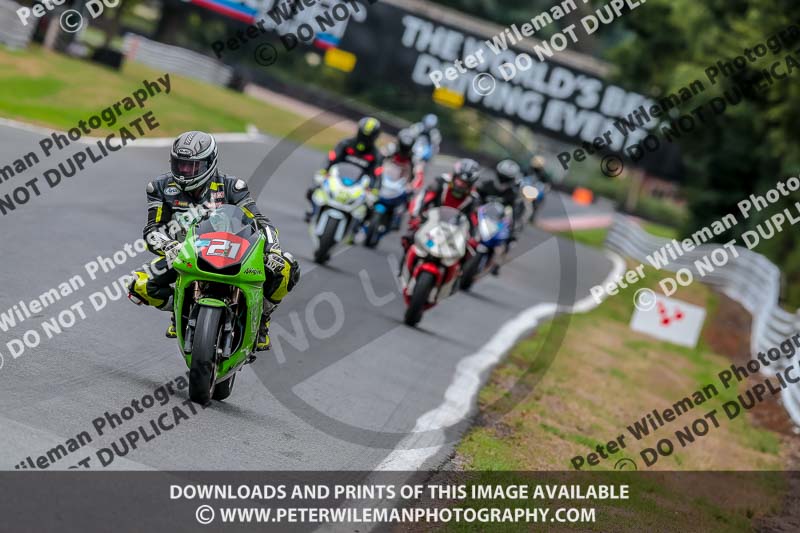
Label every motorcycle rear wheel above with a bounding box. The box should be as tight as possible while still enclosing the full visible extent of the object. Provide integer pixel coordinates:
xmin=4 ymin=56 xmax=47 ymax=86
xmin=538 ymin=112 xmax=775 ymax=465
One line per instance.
xmin=364 ymin=210 xmax=383 ymax=249
xmin=189 ymin=306 xmax=223 ymax=405
xmin=460 ymin=253 xmax=483 ymax=291
xmin=404 ymin=271 xmax=436 ymax=327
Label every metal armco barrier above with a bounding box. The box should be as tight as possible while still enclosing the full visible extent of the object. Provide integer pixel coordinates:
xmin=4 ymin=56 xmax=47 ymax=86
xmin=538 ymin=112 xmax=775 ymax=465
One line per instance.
xmin=123 ymin=33 xmax=233 ymax=87
xmin=605 ymin=215 xmax=800 ymax=425
xmin=0 ymin=0 xmax=35 ymax=49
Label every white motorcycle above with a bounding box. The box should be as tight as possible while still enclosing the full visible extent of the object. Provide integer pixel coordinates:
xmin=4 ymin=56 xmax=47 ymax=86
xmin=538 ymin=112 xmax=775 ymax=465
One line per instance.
xmin=309 ymin=162 xmax=370 ymax=264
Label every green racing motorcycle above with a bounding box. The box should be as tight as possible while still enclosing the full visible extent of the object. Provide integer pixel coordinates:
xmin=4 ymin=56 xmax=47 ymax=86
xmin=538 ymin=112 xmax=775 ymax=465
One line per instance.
xmin=170 ymin=205 xmax=268 ymax=404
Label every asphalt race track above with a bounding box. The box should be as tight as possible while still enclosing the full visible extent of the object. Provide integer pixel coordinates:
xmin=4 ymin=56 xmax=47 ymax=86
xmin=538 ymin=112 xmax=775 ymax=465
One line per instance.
xmin=0 ymin=122 xmax=615 ymax=471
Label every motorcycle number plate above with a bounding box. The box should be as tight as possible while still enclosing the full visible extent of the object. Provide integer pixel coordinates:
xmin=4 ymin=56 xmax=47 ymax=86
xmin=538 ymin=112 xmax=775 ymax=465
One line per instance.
xmin=197 ymin=232 xmax=250 ymax=269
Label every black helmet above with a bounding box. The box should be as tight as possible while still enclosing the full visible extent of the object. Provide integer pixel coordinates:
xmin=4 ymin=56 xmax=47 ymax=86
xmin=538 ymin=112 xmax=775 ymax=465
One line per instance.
xmin=356 ymin=117 xmax=381 ymax=149
xmin=496 ymin=159 xmax=522 ymax=186
xmin=451 ymin=158 xmax=481 ymax=198
xmin=170 ymin=131 xmax=218 ymax=192
xmin=396 ymin=129 xmax=415 ymax=157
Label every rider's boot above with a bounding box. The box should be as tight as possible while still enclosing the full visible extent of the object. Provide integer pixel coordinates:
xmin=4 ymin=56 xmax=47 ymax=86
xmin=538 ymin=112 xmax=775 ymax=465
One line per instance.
xmin=256 ymin=301 xmax=276 ymax=352
xmin=128 ymin=272 xmax=173 ymax=313
xmin=304 ymin=187 xmax=316 ymax=222
xmin=165 ymin=313 xmax=177 ymax=338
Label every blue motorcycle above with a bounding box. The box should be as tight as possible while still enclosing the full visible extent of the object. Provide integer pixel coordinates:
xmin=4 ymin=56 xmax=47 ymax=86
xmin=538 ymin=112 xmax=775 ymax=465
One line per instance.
xmin=460 ymin=201 xmax=513 ymax=290
xmin=362 ymin=162 xmax=411 ymax=249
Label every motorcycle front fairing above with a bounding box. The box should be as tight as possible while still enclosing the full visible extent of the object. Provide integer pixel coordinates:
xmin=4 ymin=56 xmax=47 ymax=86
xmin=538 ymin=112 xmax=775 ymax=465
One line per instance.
xmin=310 ymin=163 xmax=370 ymax=245
xmin=402 ymin=207 xmax=468 ymax=304
xmin=172 ymin=205 xmax=267 ymax=378
xmin=476 ymin=202 xmax=512 ymax=248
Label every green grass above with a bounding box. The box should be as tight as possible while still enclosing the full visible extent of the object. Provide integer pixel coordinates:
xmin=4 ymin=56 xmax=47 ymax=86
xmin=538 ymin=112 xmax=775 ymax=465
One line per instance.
xmin=641 ymin=221 xmax=679 ymax=239
xmin=0 ymin=45 xmax=346 ymax=150
xmin=558 ymin=226 xmax=609 ymax=248
xmin=558 ymin=221 xmax=676 ymax=249
xmin=452 ymin=262 xmax=786 ymax=530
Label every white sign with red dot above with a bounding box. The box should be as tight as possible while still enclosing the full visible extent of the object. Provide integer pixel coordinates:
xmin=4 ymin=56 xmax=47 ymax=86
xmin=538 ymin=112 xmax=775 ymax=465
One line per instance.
xmin=630 ymin=294 xmax=706 ymax=348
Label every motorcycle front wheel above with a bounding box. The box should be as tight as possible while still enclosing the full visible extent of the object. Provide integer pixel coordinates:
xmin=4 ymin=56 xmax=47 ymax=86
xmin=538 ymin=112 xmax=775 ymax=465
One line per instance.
xmin=189 ymin=306 xmax=223 ymax=405
xmin=404 ymin=271 xmax=436 ymax=327
xmin=314 ymin=217 xmax=339 ymax=264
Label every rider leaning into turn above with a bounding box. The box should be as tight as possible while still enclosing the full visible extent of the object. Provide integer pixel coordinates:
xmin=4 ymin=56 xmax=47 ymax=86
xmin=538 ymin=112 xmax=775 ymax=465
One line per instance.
xmin=305 ymin=116 xmax=384 ymax=221
xmin=127 ymin=131 xmax=300 ymax=352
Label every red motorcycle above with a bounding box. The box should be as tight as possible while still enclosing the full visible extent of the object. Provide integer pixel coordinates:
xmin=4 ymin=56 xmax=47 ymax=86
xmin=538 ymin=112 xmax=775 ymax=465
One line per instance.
xmin=400 ymin=207 xmax=471 ymax=326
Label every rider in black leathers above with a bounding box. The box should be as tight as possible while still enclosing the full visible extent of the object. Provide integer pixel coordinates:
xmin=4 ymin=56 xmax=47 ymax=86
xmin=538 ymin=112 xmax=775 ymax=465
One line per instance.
xmin=305 ymin=116 xmax=384 ymax=221
xmin=475 ymin=159 xmax=523 ymax=275
xmin=128 ymin=131 xmax=299 ymax=351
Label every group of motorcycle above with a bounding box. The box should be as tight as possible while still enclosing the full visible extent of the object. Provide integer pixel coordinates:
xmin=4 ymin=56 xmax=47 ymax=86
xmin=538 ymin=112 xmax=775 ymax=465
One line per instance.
xmin=134 ymin=128 xmax=549 ymax=404
xmin=306 ymin=137 xmax=549 ymax=327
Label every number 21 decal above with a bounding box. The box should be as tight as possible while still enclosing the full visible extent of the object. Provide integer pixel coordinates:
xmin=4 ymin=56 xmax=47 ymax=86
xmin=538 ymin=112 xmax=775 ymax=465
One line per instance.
xmin=198 ymin=232 xmax=250 ymax=268
xmin=207 ymin=239 xmax=241 ymax=258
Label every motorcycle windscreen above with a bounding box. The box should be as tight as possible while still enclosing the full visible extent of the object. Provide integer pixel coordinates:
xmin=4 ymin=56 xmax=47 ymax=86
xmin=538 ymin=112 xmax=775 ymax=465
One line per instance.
xmin=193 ymin=205 xmax=259 ymax=271
xmin=477 ymin=202 xmax=505 ymax=241
xmin=378 ymin=163 xmax=408 ymax=202
xmin=330 ymin=162 xmax=366 ymax=185
xmin=415 ymin=207 xmax=467 ymax=262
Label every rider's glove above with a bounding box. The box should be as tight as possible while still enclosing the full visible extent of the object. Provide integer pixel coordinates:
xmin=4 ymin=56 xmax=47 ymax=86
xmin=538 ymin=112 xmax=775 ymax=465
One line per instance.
xmin=265 ymin=243 xmax=286 ymax=276
xmin=148 ymin=231 xmax=181 ymax=264
xmin=314 ymin=169 xmax=328 ymax=186
xmin=163 ymin=240 xmax=182 ymax=265
xmin=284 ymin=251 xmax=300 ymax=292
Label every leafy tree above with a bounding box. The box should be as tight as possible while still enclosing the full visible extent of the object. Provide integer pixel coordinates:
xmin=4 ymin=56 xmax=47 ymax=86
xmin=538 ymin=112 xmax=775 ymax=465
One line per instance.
xmin=607 ymin=0 xmax=800 ymax=306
